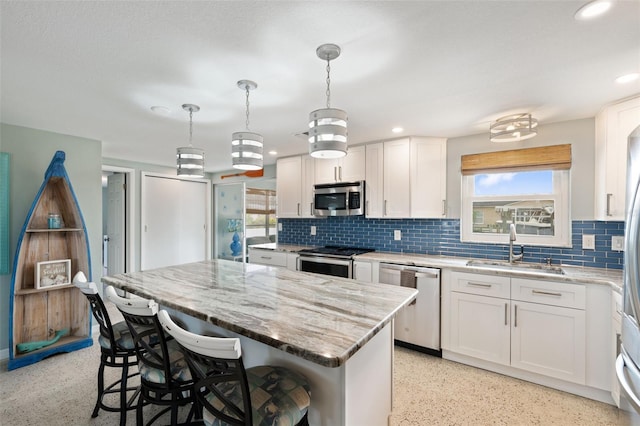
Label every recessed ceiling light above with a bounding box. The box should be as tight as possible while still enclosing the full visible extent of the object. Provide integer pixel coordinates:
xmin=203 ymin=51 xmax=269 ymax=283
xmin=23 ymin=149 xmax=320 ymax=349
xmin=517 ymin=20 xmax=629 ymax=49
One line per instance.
xmin=615 ymin=73 xmax=640 ymax=84
xmin=574 ymin=0 xmax=613 ymax=20
xmin=268 ymin=150 xmax=278 ymax=156
xmin=392 ymin=127 xmax=404 ymax=133
xmin=150 ymin=105 xmax=170 ymax=115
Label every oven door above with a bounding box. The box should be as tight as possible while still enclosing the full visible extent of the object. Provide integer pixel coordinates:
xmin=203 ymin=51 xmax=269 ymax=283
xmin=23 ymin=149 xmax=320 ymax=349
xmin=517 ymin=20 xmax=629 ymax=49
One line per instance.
xmin=297 ymin=255 xmax=352 ymax=278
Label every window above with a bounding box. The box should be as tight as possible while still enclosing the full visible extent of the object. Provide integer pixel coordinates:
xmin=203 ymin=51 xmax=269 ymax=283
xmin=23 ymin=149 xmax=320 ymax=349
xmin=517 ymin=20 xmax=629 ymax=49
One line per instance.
xmin=460 ymin=145 xmax=571 ymax=247
xmin=245 ymin=188 xmax=276 ymax=239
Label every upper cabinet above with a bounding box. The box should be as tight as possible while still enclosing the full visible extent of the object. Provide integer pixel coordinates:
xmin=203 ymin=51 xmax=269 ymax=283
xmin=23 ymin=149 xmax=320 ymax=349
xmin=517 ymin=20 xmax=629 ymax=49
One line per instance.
xmin=595 ymin=95 xmax=640 ymax=220
xmin=314 ymin=145 xmax=366 ymax=184
xmin=366 ymin=137 xmax=447 ymax=219
xmin=276 ymin=155 xmax=315 ymax=218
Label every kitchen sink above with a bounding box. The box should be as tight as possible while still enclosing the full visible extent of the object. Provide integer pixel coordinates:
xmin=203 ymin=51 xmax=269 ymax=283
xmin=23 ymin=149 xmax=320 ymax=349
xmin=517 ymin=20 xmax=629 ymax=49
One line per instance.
xmin=466 ymin=260 xmax=565 ymax=275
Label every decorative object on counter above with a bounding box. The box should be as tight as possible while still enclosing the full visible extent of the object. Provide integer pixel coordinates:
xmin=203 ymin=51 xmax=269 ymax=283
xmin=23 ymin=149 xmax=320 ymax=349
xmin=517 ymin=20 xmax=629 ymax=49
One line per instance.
xmin=227 ymin=218 xmax=243 ymax=257
xmin=308 ymin=43 xmax=348 ymax=159
xmin=490 ymin=113 xmax=538 ymax=142
xmin=176 ymin=103 xmax=205 ymax=177
xmin=35 ymin=259 xmax=71 ymax=289
xmin=232 ymin=79 xmax=264 ymax=171
xmin=8 ymin=150 xmax=93 ymax=370
xmin=47 ymin=212 xmax=61 ymax=229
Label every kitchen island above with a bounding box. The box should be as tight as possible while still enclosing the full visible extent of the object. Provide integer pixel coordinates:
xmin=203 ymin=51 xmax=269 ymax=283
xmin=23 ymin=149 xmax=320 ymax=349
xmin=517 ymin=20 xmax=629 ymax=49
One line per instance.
xmin=101 ymin=259 xmax=417 ymax=426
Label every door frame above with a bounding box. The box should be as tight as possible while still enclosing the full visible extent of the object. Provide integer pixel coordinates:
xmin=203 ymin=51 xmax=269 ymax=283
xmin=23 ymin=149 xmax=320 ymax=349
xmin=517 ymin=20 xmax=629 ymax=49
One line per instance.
xmin=102 ymin=165 xmax=135 ymax=273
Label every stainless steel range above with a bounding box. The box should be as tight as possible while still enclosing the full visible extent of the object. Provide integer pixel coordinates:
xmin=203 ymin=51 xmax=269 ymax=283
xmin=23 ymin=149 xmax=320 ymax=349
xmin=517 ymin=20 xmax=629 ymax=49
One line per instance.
xmin=297 ymin=246 xmax=374 ymax=278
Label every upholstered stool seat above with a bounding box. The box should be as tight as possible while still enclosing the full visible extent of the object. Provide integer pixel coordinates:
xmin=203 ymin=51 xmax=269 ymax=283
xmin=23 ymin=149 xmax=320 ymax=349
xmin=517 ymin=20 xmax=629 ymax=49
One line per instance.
xmin=157 ymin=309 xmax=311 ymax=426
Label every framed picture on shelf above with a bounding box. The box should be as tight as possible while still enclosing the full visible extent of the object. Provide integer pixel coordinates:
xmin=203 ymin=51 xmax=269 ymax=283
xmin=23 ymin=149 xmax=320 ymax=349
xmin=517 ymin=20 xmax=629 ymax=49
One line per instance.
xmin=35 ymin=259 xmax=71 ymax=289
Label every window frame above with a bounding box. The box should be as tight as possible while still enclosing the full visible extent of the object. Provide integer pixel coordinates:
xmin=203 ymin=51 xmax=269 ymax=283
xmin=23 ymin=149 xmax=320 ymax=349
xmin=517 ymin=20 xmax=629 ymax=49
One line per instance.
xmin=461 ymin=169 xmax=571 ymax=247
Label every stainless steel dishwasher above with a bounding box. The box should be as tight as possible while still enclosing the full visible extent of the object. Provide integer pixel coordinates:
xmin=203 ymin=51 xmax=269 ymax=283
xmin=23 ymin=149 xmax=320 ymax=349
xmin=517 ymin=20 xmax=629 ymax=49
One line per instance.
xmin=379 ymin=263 xmax=441 ymax=355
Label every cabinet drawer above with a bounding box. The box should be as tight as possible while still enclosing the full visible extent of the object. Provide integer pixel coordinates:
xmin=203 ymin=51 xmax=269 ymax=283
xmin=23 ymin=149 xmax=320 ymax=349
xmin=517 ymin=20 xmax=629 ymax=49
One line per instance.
xmin=511 ymin=278 xmax=585 ymax=309
xmin=450 ymin=271 xmax=510 ymax=298
xmin=248 ymin=249 xmax=288 ymax=267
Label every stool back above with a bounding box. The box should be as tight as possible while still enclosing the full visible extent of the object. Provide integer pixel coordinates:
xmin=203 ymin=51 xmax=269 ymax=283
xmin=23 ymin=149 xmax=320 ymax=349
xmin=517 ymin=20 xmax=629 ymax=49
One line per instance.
xmin=158 ymin=310 xmax=252 ymax=426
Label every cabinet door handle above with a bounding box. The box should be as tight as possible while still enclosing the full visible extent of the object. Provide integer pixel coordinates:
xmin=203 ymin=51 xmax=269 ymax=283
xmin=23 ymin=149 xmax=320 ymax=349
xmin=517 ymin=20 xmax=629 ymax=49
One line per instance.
xmin=297 ymin=203 xmax=300 ymax=216
xmin=260 ymin=256 xmax=272 ymax=260
xmin=442 ymin=200 xmax=446 ymax=216
xmin=532 ymin=290 xmax=562 ymax=297
xmin=310 ymin=203 xmax=314 ymax=215
xmin=607 ymin=193 xmax=613 ymax=216
xmin=505 ymin=303 xmax=508 ymax=326
xmin=467 ymin=281 xmax=492 ymax=288
xmin=334 ymin=167 xmax=338 ymax=182
xmin=514 ymin=304 xmax=518 ymax=327
xmin=339 ymin=166 xmax=342 ymax=181
xmin=384 ymin=200 xmax=388 ymax=216
xmin=366 ymin=200 xmax=369 ymax=216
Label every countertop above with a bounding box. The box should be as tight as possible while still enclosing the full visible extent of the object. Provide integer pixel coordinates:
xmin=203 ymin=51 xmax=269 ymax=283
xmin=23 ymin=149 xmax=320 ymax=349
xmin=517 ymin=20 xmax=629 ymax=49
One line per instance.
xmin=101 ymin=259 xmax=417 ymax=368
xmin=355 ymin=252 xmax=624 ymax=291
xmin=248 ymin=243 xmax=623 ymax=290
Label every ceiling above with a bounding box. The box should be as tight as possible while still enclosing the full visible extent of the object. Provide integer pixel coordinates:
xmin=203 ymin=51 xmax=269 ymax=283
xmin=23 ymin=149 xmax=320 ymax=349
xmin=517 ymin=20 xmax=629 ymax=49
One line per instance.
xmin=1 ymin=1 xmax=639 ymax=173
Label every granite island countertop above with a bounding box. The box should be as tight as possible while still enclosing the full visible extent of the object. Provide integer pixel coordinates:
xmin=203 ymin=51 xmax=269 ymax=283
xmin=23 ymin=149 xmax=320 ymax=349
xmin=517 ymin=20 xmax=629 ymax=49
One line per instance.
xmin=101 ymin=259 xmax=417 ymax=368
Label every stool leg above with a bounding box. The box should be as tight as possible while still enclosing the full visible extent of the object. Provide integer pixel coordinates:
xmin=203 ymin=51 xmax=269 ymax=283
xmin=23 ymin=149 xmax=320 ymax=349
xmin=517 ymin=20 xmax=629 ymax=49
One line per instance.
xmin=119 ymin=359 xmax=129 ymax=426
xmin=92 ymin=354 xmax=106 ymax=418
xmin=136 ymin=389 xmax=144 ymax=426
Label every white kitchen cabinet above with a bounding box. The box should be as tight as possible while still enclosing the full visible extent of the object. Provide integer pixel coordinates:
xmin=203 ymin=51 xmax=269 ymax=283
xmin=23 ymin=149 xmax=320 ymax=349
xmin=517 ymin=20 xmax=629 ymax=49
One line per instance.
xmin=447 ymin=271 xmax=587 ymax=385
xmin=353 ymin=260 xmax=373 ymax=283
xmin=248 ymin=247 xmax=298 ymax=271
xmin=410 ymin=137 xmax=447 ymax=218
xmin=314 ymin=145 xmax=366 ymax=184
xmin=365 ymin=137 xmax=447 ymax=218
xmin=449 ymin=291 xmax=511 ymax=365
xmin=276 ymin=155 xmax=315 ymax=218
xmin=595 ymin=95 xmax=640 ymax=220
xmin=365 ymin=143 xmax=384 ymax=218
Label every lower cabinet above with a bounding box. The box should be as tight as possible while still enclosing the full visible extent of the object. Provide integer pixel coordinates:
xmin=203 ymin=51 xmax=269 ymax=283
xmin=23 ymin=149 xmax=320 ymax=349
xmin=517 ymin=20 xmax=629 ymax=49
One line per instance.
xmin=446 ymin=271 xmax=587 ymax=385
xmin=248 ymin=248 xmax=298 ymax=271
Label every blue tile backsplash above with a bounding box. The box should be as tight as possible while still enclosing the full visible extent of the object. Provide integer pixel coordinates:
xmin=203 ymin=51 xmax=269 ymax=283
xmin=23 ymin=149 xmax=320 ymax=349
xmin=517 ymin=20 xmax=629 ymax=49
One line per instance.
xmin=278 ymin=217 xmax=625 ymax=270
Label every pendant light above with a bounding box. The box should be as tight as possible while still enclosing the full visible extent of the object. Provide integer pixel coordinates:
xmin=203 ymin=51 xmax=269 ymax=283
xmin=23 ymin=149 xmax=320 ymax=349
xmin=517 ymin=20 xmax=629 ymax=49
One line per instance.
xmin=176 ymin=104 xmax=205 ymax=177
xmin=490 ymin=113 xmax=538 ymax=143
xmin=232 ymin=80 xmax=263 ymax=170
xmin=308 ymin=43 xmax=347 ymax=159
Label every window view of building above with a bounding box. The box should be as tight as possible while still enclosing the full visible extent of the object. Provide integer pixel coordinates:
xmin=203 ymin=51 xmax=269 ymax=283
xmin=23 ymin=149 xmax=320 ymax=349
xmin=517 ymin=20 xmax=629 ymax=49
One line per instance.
xmin=245 ymin=188 xmax=276 ymax=239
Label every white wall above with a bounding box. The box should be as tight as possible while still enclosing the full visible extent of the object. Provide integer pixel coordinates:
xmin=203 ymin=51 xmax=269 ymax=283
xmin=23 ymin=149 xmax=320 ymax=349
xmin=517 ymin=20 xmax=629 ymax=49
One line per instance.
xmin=446 ymin=117 xmax=595 ymax=220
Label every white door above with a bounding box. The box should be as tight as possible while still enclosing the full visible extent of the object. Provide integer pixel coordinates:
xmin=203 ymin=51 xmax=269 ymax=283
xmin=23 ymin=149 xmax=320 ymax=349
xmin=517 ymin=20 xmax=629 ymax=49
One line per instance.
xmin=410 ymin=137 xmax=447 ymax=218
xmin=383 ymin=139 xmax=411 ymax=217
xmin=141 ymin=174 xmax=208 ymax=270
xmin=106 ymin=173 xmax=126 ymax=275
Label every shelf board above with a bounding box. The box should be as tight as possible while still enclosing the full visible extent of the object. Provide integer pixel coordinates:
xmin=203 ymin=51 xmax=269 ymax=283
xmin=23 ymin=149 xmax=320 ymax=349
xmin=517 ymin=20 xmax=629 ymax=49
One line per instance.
xmin=16 ymin=284 xmax=76 ymax=295
xmin=26 ymin=228 xmax=83 ymax=233
xmin=13 ymin=334 xmax=91 ymax=358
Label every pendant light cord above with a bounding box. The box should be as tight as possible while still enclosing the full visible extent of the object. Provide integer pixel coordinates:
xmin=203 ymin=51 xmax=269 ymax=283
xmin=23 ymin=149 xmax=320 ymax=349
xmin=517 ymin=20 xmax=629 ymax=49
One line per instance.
xmin=188 ymin=108 xmax=194 ymax=147
xmin=245 ymin=85 xmax=251 ymax=130
xmin=325 ymin=59 xmax=331 ymax=109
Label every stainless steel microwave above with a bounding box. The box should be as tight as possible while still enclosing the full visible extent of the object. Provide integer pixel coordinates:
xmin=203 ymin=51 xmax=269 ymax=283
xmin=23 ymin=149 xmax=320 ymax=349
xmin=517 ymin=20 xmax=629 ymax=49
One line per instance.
xmin=313 ymin=181 xmax=365 ymax=217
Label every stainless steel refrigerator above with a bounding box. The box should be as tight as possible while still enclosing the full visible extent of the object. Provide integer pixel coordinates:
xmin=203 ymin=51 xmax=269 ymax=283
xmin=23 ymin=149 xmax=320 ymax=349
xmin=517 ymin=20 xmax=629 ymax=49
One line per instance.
xmin=617 ymin=124 xmax=640 ymax=413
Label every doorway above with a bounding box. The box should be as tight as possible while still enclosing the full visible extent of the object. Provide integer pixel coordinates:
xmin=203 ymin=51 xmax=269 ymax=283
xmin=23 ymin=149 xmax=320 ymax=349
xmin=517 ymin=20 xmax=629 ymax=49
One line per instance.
xmin=101 ymin=166 xmax=135 ymax=277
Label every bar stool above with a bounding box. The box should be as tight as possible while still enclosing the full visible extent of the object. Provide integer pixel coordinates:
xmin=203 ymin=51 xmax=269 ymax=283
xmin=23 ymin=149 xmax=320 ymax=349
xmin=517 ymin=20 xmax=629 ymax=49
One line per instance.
xmin=157 ymin=309 xmax=311 ymax=426
xmin=105 ymin=286 xmax=195 ymax=426
xmin=72 ymin=272 xmax=139 ymax=426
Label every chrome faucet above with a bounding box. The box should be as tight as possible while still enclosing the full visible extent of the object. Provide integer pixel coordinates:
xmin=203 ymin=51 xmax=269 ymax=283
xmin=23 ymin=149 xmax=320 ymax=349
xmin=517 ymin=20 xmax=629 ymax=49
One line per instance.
xmin=509 ymin=224 xmax=524 ymax=263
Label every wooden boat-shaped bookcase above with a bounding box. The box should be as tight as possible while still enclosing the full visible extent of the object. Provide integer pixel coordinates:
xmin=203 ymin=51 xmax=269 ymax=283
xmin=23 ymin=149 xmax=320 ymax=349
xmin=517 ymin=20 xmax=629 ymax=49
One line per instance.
xmin=8 ymin=151 xmax=93 ymax=370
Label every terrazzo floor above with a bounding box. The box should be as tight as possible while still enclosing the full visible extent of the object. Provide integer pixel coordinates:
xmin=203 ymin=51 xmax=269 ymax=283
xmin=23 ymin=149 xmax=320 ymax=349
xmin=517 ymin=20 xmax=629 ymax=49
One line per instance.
xmin=0 ymin=304 xmax=633 ymax=425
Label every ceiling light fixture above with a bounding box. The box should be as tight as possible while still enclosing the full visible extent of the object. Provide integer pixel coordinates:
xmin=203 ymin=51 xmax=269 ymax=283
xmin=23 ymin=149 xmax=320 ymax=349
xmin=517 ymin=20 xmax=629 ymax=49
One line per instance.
xmin=490 ymin=113 xmax=538 ymax=143
xmin=615 ymin=72 xmax=640 ymax=84
xmin=232 ymin=80 xmax=263 ymax=170
xmin=574 ymin=0 xmax=613 ymax=20
xmin=308 ymin=43 xmax=347 ymax=159
xmin=176 ymin=104 xmax=205 ymax=177
xmin=392 ymin=127 xmax=404 ymax=133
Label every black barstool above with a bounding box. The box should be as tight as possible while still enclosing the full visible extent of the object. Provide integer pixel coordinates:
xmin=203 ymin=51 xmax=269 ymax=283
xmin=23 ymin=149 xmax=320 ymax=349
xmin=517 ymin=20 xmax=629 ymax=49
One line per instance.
xmin=157 ymin=309 xmax=311 ymax=426
xmin=72 ymin=272 xmax=140 ymax=426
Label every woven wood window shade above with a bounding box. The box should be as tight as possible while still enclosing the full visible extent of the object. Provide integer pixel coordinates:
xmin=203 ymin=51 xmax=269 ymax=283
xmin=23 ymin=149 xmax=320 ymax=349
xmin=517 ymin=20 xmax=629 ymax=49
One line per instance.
xmin=461 ymin=144 xmax=572 ymax=175
xmin=246 ymin=188 xmax=276 ymax=215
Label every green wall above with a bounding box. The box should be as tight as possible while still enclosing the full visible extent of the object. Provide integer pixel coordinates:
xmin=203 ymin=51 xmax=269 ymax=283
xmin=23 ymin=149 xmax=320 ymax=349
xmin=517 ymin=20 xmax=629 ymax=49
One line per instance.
xmin=0 ymin=123 xmax=102 ymax=356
